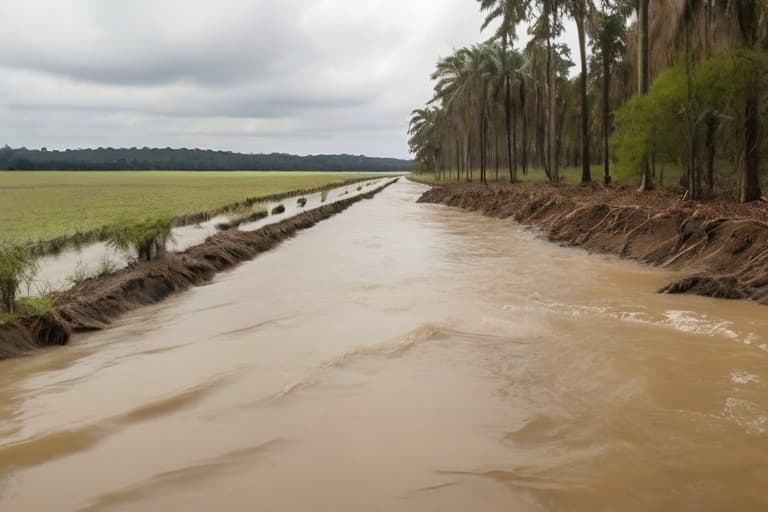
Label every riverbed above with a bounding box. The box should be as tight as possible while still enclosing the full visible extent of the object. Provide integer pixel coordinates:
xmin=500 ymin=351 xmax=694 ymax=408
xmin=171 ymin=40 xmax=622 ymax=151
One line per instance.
xmin=1 ymin=179 xmax=766 ymax=511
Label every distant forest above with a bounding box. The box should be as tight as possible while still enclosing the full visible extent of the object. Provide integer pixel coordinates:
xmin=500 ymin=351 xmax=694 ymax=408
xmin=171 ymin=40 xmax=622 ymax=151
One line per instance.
xmin=0 ymin=146 xmax=413 ymax=172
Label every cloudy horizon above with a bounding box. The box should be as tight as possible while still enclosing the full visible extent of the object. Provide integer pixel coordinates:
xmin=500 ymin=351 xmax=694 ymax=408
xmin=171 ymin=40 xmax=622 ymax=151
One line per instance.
xmin=0 ymin=0 xmax=504 ymax=159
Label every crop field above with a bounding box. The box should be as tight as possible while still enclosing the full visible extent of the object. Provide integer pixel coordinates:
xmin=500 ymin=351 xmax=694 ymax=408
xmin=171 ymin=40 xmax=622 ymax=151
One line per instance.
xmin=1 ymin=171 xmax=378 ymax=243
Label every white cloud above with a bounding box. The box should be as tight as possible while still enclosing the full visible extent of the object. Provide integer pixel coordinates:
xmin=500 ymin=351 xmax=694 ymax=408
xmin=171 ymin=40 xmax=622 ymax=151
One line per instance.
xmin=0 ymin=0 xmax=546 ymax=158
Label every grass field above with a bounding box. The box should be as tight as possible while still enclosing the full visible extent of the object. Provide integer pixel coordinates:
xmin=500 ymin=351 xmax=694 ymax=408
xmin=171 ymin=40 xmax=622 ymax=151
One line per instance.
xmin=1 ymin=171 xmax=379 ymax=243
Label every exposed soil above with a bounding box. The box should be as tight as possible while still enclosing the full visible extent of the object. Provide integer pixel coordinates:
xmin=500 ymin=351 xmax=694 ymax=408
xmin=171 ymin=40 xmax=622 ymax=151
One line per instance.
xmin=417 ymin=181 xmax=768 ymax=305
xmin=0 ymin=179 xmax=398 ymax=360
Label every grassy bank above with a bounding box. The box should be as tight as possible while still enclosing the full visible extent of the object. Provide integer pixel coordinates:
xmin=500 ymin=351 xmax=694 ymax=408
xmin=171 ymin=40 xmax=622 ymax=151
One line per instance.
xmin=1 ymin=171 xmax=380 ymax=243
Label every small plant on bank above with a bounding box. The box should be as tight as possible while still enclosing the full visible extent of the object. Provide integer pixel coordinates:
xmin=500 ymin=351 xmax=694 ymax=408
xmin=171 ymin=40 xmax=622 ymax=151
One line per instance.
xmin=96 ymin=255 xmax=119 ymax=277
xmin=271 ymin=204 xmax=286 ymax=215
xmin=107 ymin=217 xmax=174 ymax=262
xmin=17 ymin=296 xmax=54 ymax=316
xmin=67 ymin=261 xmax=92 ymax=286
xmin=0 ymin=241 xmax=38 ymax=314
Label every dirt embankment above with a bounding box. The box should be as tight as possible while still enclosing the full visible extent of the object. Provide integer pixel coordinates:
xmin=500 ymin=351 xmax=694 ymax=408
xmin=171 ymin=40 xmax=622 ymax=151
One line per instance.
xmin=0 ymin=179 xmax=398 ymax=361
xmin=418 ymin=182 xmax=768 ymax=305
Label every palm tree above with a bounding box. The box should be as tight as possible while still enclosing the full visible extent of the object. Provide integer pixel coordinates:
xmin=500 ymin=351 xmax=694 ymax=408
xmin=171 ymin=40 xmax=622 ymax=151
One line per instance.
xmin=590 ymin=11 xmax=626 ymax=185
xmin=637 ymin=0 xmax=654 ymax=191
xmin=408 ymin=108 xmax=443 ymax=175
xmin=529 ymin=0 xmax=564 ymax=183
xmin=566 ymin=0 xmax=593 ymax=183
xmin=478 ymin=0 xmax=532 ymax=182
xmin=732 ymin=0 xmax=766 ymax=202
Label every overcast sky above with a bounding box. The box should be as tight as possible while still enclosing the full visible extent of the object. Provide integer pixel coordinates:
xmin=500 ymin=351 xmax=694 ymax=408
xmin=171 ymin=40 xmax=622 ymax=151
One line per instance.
xmin=0 ymin=0 xmax=578 ymax=159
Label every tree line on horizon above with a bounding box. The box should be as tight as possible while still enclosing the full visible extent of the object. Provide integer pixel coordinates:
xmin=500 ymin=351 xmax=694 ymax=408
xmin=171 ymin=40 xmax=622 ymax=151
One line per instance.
xmin=408 ymin=0 xmax=768 ymax=202
xmin=0 ymin=146 xmax=413 ymax=173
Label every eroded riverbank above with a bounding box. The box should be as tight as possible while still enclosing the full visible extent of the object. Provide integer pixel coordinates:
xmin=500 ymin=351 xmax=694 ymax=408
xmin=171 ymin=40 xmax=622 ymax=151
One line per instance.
xmin=417 ymin=182 xmax=768 ymax=304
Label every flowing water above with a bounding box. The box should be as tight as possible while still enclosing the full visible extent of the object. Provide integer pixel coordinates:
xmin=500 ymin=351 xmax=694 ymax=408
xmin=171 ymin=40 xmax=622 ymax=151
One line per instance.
xmin=2 ymin=179 xmax=767 ymax=511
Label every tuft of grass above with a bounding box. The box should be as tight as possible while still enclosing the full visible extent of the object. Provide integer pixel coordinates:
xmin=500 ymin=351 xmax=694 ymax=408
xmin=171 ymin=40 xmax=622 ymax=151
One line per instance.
xmin=297 ymin=197 xmax=307 ymax=207
xmin=17 ymin=296 xmax=54 ymax=316
xmin=67 ymin=261 xmax=92 ymax=286
xmin=108 ymin=217 xmax=174 ymax=262
xmin=0 ymin=296 xmax=54 ymax=323
xmin=271 ymin=204 xmax=286 ymax=215
xmin=96 ymin=256 xmax=119 ymax=277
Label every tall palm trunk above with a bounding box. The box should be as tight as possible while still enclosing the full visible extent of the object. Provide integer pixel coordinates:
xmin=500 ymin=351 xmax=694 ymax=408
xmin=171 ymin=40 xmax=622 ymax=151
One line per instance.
xmin=637 ymin=0 xmax=653 ymax=191
xmin=576 ymin=11 xmax=591 ymax=183
xmin=506 ymin=77 xmax=515 ymax=182
xmin=502 ymin=34 xmax=515 ymax=183
xmin=512 ymin=100 xmax=518 ymax=180
xmin=735 ymin=0 xmax=762 ymax=202
xmin=520 ymin=80 xmax=528 ymax=174
xmin=705 ymin=117 xmax=716 ymax=192
xmin=547 ymin=6 xmax=559 ymax=183
xmin=603 ymin=51 xmax=611 ymax=185
xmin=741 ymin=80 xmax=762 ymax=201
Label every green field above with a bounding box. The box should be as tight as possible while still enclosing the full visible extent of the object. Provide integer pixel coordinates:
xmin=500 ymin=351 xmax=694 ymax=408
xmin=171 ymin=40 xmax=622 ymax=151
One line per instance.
xmin=1 ymin=171 xmax=378 ymax=243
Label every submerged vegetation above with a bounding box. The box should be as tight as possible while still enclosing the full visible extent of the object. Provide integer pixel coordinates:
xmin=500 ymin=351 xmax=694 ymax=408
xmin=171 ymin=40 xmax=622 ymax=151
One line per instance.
xmin=409 ymin=0 xmax=768 ymax=202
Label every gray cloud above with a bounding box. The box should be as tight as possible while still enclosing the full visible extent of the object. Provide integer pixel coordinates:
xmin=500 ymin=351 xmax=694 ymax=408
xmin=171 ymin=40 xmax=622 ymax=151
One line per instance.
xmin=0 ymin=0 xmax=497 ymax=158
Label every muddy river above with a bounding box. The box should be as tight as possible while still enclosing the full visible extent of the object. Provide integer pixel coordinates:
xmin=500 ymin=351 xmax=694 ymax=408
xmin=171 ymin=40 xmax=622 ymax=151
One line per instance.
xmin=1 ymin=179 xmax=767 ymax=511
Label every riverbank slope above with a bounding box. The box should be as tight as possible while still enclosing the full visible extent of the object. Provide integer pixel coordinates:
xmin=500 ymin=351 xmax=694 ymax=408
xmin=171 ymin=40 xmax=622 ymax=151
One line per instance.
xmin=417 ymin=181 xmax=768 ymax=305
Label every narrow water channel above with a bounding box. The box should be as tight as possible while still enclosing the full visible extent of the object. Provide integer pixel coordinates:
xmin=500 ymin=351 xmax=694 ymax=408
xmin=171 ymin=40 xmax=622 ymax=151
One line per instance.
xmin=1 ymin=179 xmax=767 ymax=511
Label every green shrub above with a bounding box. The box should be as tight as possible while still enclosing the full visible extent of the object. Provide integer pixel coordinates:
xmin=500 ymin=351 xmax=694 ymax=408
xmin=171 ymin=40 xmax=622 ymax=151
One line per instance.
xmin=611 ymin=50 xmax=767 ymax=187
xmin=17 ymin=296 xmax=54 ymax=316
xmin=0 ymin=241 xmax=38 ymax=313
xmin=271 ymin=204 xmax=286 ymax=215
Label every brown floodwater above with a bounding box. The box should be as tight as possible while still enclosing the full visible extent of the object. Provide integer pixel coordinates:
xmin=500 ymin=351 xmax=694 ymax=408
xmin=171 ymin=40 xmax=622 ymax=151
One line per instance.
xmin=1 ymin=179 xmax=767 ymax=511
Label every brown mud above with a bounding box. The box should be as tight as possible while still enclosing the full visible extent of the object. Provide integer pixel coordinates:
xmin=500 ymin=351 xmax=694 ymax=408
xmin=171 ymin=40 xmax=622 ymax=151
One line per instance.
xmin=417 ymin=181 xmax=768 ymax=305
xmin=0 ymin=179 xmax=398 ymax=360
